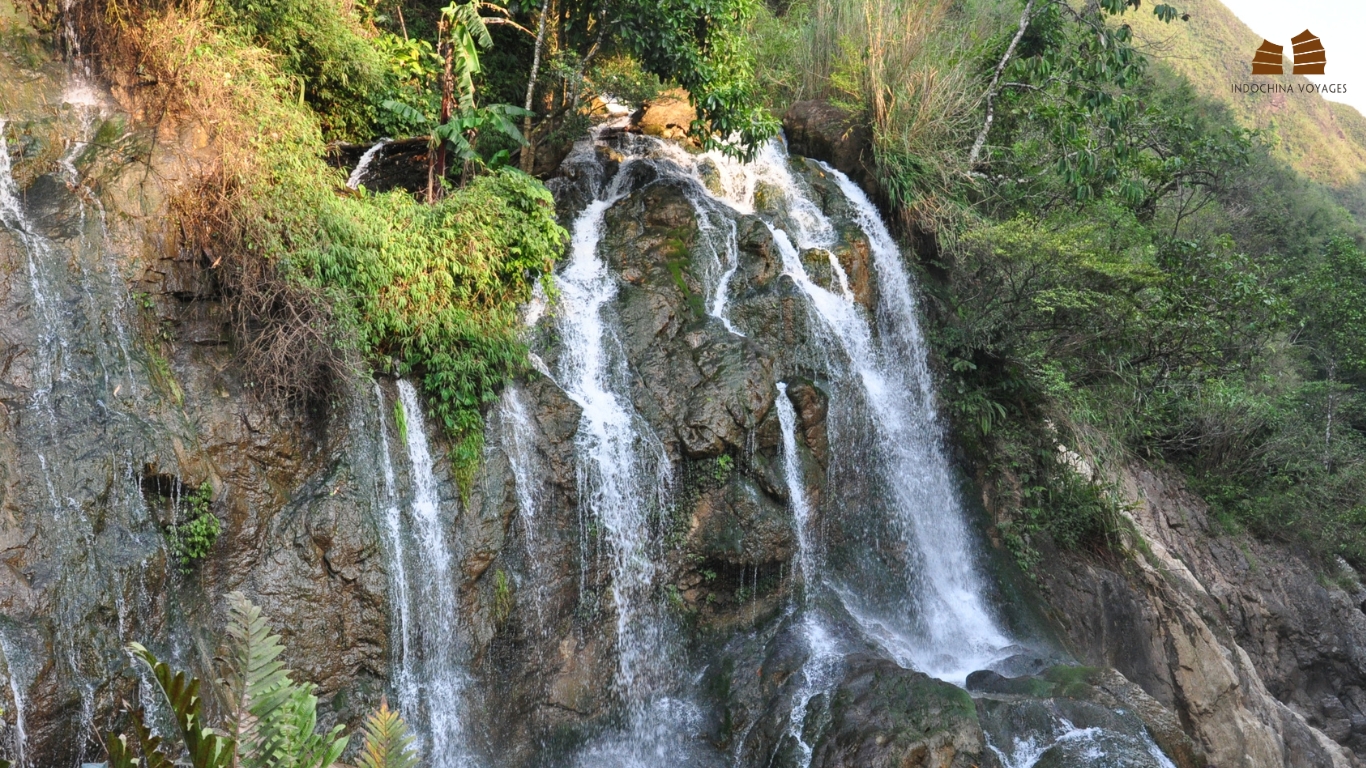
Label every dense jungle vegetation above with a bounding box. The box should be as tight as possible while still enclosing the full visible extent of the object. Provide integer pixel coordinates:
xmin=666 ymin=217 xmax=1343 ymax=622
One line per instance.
xmin=42 ymin=0 xmax=1366 ymax=577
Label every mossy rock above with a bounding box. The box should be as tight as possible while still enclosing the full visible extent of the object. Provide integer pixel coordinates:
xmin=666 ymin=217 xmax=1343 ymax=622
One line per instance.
xmin=809 ymin=655 xmax=990 ymax=768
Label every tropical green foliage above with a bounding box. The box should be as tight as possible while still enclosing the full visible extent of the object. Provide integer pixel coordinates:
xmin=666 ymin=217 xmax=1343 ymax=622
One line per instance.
xmin=113 ymin=642 xmax=236 ymax=768
xmin=167 ymin=482 xmax=221 ymax=573
xmin=613 ymin=0 xmax=778 ymax=154
xmin=355 ymin=699 xmax=420 ymax=768
xmin=106 ymin=594 xmax=417 ymax=768
xmin=921 ymin=14 xmax=1366 ymax=570
xmin=220 ymin=0 xmax=387 ymax=140
xmin=323 ymin=171 xmax=565 ymax=477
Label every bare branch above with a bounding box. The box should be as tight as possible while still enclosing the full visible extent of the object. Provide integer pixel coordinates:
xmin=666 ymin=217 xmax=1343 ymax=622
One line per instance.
xmin=969 ymin=0 xmax=1036 ymax=166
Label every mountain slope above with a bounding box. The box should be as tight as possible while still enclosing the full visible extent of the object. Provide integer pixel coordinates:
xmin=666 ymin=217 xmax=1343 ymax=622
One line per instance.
xmin=1127 ymin=0 xmax=1366 ymax=195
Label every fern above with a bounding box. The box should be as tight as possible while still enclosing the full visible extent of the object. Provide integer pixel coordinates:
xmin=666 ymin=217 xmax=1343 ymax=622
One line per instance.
xmin=126 ymin=643 xmax=234 ymax=768
xmin=106 ymin=596 xmax=356 ymax=768
xmin=221 ymin=592 xmax=293 ymax=765
xmin=219 ymin=593 xmax=347 ymax=768
xmin=356 ymin=698 xmax=419 ymax=768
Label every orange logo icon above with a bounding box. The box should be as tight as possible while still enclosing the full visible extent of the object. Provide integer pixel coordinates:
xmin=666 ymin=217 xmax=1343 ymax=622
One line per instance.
xmin=1291 ymin=29 xmax=1325 ymax=75
xmin=1252 ymin=30 xmax=1327 ymax=76
xmin=1252 ymin=40 xmax=1285 ymax=75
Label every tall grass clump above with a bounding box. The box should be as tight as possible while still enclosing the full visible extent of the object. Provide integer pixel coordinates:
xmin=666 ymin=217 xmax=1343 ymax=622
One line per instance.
xmin=74 ymin=0 xmax=565 ymax=482
xmin=752 ymin=0 xmax=1006 ymax=230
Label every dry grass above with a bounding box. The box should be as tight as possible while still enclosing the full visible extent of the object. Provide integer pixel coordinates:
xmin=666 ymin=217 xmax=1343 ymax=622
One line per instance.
xmin=69 ymin=0 xmax=361 ymax=408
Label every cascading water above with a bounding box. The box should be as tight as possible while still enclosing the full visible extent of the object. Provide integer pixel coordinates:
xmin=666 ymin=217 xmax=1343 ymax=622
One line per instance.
xmin=552 ymin=144 xmax=674 ymax=702
xmin=374 ymin=383 xmax=416 ymax=716
xmin=774 ymin=383 xmax=842 ymax=768
xmin=677 ymin=138 xmax=1011 ymax=679
xmin=538 ymin=131 xmax=1028 ymax=765
xmin=392 ymin=379 xmax=475 ymax=767
xmin=347 ymin=140 xmax=389 ymax=189
xmin=0 ymin=61 xmax=180 ymax=764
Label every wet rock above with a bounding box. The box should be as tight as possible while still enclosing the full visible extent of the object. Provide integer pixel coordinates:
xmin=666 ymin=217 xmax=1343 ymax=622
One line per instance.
xmin=783 ymin=101 xmax=876 ymax=198
xmin=809 ymin=655 xmax=990 ymax=768
xmin=689 ymin=474 xmax=795 ymax=566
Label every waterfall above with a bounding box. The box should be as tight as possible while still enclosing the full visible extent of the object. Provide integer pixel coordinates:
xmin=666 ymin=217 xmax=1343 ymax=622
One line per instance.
xmin=0 ymin=629 xmax=29 ymax=768
xmin=0 ymin=120 xmax=66 ymax=388
xmin=347 ymin=140 xmax=389 ymax=189
xmin=773 ymin=385 xmax=840 ymax=767
xmin=374 ymin=383 xmax=416 ymax=718
xmin=394 ymin=380 xmax=474 ymax=767
xmin=553 ymin=149 xmax=673 ymax=700
xmin=775 ymin=383 xmax=815 ymax=585
xmin=538 ymin=132 xmax=1016 ymax=765
xmin=682 ymin=141 xmax=1011 ymax=681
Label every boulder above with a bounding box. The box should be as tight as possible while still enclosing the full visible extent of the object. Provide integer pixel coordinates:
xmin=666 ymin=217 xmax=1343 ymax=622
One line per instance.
xmin=783 ymin=101 xmax=876 ymax=197
xmin=635 ymin=88 xmax=697 ymax=141
xmin=810 ymin=655 xmax=991 ymax=768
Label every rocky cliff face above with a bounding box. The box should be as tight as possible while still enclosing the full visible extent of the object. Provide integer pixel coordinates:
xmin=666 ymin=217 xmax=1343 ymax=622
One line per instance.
xmin=1033 ymin=461 xmax=1366 ymax=768
xmin=3 ymin=18 xmax=1366 ymax=768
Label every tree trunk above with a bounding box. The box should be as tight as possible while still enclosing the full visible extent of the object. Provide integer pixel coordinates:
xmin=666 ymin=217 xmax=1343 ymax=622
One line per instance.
xmin=429 ymin=20 xmax=455 ymax=202
xmin=969 ymin=0 xmax=1035 ymax=168
xmin=520 ymin=0 xmax=551 ymax=174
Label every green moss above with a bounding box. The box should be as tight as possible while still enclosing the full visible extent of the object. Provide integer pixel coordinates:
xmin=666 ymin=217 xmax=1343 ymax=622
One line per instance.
xmin=1042 ymin=665 xmax=1102 ymax=698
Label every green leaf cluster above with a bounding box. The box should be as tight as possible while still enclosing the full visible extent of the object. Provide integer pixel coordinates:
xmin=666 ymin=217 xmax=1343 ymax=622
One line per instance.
xmin=167 ymin=482 xmax=221 ymax=574
xmin=990 ymin=2 xmax=1251 ymax=211
xmin=219 ymin=0 xmax=388 ymax=141
xmin=106 ymin=594 xmax=418 ymax=768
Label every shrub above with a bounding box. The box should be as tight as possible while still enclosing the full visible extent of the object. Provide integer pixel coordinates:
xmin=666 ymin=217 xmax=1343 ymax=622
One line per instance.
xmin=105 ymin=592 xmax=420 ymax=768
xmin=78 ymin=0 xmax=565 ymax=483
xmin=167 ymin=482 xmax=220 ymax=573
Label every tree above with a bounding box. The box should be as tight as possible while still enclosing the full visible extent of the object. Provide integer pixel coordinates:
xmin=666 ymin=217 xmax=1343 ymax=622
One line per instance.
xmin=512 ymin=0 xmax=777 ymax=163
xmin=972 ymin=0 xmax=1213 ymax=212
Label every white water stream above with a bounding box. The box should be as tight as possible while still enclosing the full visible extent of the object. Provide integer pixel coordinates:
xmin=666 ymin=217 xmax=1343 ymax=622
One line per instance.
xmin=375 ymin=383 xmax=416 ymax=717
xmin=347 ymin=140 xmax=389 ymax=189
xmin=553 ymin=149 xmax=673 ymax=702
xmin=691 ymin=140 xmax=1011 ymax=680
xmin=393 ymin=379 xmax=474 ymax=767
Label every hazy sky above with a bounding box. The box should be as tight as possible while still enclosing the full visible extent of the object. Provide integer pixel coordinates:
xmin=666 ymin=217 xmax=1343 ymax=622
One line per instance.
xmin=1218 ymin=0 xmax=1366 ymax=113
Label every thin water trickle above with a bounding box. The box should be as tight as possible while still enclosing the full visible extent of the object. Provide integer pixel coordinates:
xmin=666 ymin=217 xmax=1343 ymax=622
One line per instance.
xmin=374 ymin=383 xmax=416 ymax=718
xmin=395 ymin=379 xmax=475 ymax=768
xmin=776 ymin=383 xmax=815 ymax=585
xmin=0 ymin=629 xmax=29 ymax=768
xmin=498 ymin=385 xmax=554 ymax=650
xmin=0 ymin=120 xmax=68 ymax=387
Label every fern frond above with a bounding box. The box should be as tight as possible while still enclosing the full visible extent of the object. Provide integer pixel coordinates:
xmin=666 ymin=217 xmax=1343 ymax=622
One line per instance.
xmin=222 ymin=591 xmax=293 ymax=765
xmin=356 ymin=698 xmax=419 ymax=768
xmin=220 ymin=594 xmax=348 ymax=768
xmin=265 ymin=687 xmax=348 ymax=768
xmin=128 ymin=642 xmax=234 ymax=768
